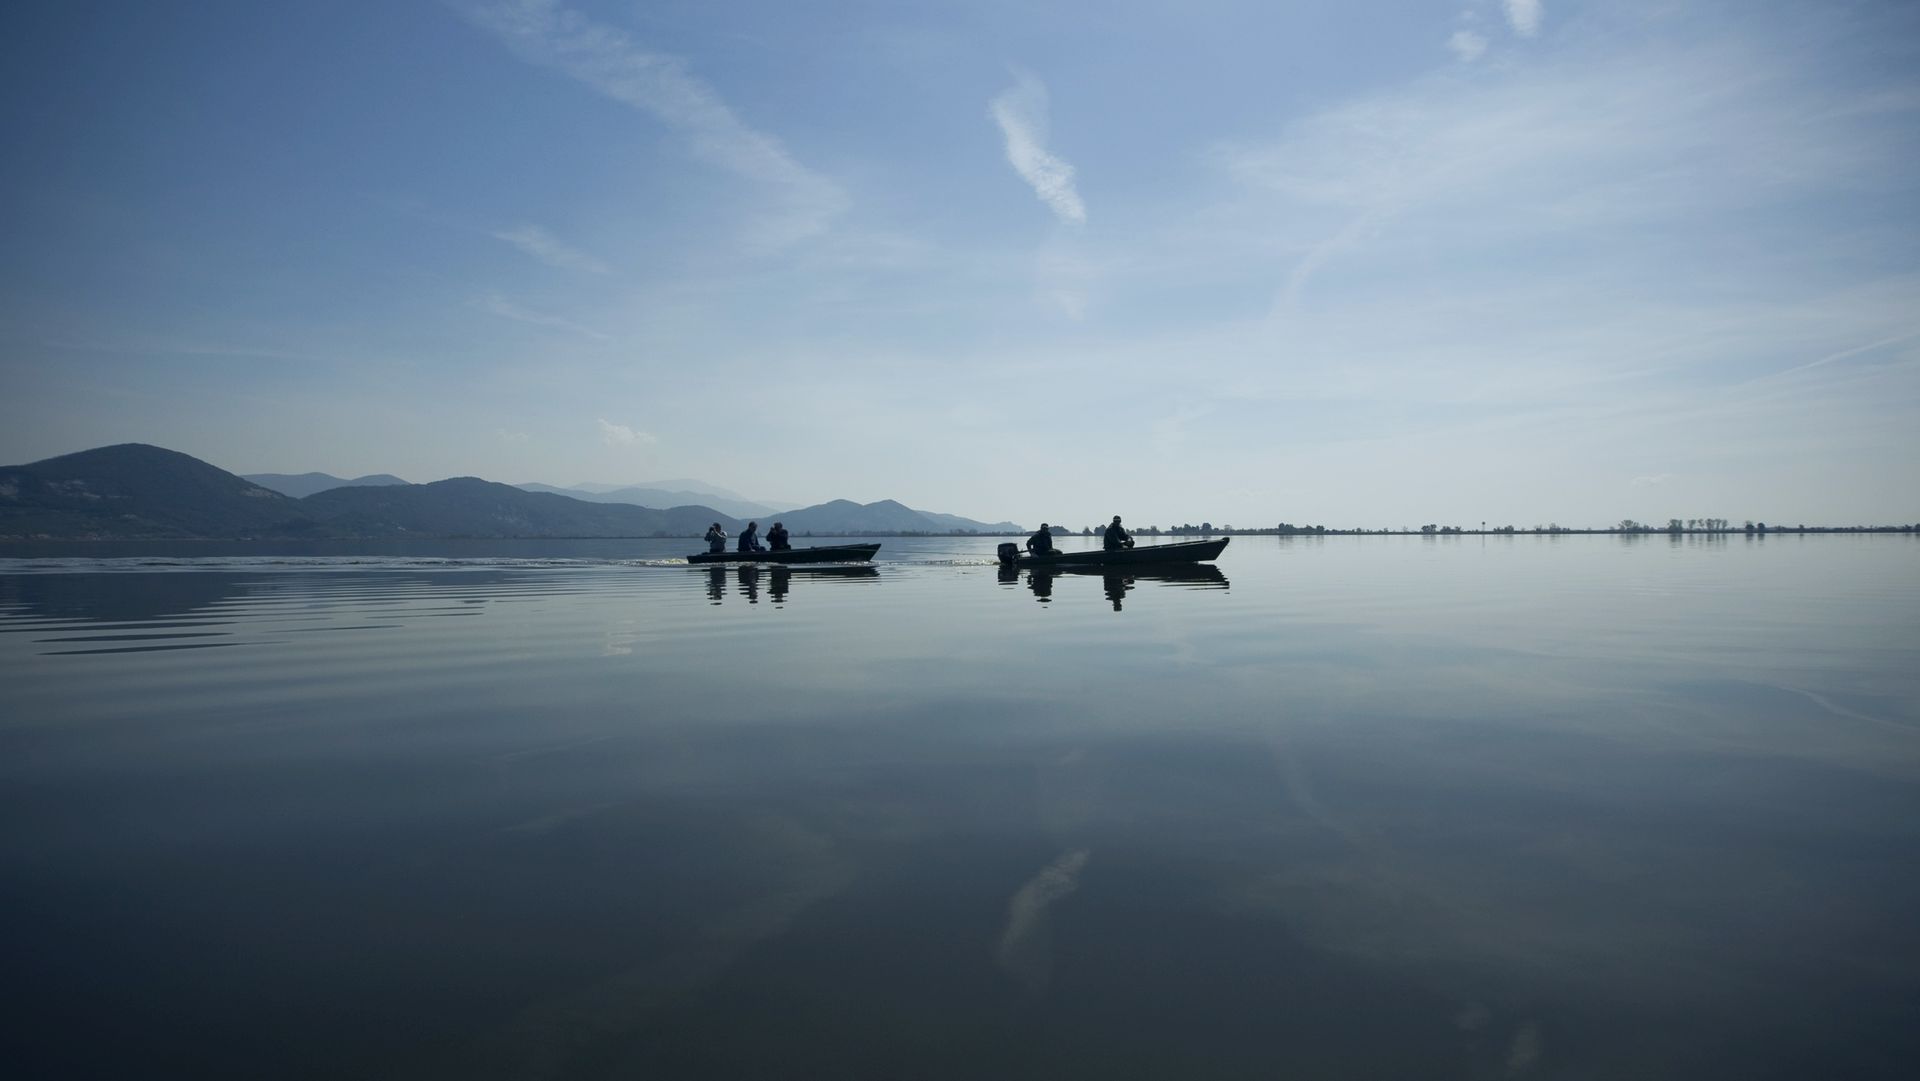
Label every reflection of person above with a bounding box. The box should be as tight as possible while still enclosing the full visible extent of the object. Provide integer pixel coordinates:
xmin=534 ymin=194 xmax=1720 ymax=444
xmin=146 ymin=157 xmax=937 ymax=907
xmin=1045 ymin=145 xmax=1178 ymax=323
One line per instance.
xmin=705 ymin=522 xmax=728 ymax=553
xmin=1103 ymin=515 xmax=1134 ymax=552
xmin=767 ymin=522 xmax=791 ymax=551
xmin=738 ymin=565 xmax=760 ymax=603
xmin=1027 ymin=570 xmax=1055 ymax=602
xmin=1026 ymin=523 xmax=1057 ymax=556
xmin=1104 ymin=572 xmax=1129 ymax=611
xmin=769 ymin=566 xmax=791 ymax=604
xmin=706 ymin=566 xmax=726 ymax=603
xmin=738 ymin=521 xmax=766 ymax=553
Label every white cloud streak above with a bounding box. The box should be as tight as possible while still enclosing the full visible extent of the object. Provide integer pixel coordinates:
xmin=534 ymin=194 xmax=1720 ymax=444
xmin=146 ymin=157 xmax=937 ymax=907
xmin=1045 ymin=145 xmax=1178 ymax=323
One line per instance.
xmin=478 ymin=294 xmax=610 ymax=340
xmin=597 ymin=418 xmax=657 ymax=446
xmin=454 ymin=0 xmax=847 ymax=246
xmin=990 ymin=74 xmax=1087 ymax=224
xmin=492 ymin=225 xmax=610 ymax=273
xmin=1448 ymin=30 xmax=1488 ymax=63
xmin=1504 ymin=0 xmax=1543 ymax=38
xmin=995 ymin=848 xmax=1089 ymax=992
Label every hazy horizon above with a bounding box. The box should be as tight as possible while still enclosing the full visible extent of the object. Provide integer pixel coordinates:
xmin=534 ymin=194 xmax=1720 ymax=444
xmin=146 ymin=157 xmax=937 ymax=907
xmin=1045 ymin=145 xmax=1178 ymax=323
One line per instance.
xmin=4 ymin=1 xmax=1916 ymax=527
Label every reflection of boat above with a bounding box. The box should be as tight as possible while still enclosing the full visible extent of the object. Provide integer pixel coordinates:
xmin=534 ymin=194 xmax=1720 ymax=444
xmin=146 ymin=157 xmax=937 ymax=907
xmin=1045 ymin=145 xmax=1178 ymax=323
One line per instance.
xmin=997 ymin=537 xmax=1228 ymax=569
xmin=706 ymin=563 xmax=879 ymax=604
xmin=688 ymin=542 xmax=881 ymax=565
xmin=999 ymin=562 xmax=1228 ymax=609
xmin=1051 ymin=563 xmax=1229 ymax=586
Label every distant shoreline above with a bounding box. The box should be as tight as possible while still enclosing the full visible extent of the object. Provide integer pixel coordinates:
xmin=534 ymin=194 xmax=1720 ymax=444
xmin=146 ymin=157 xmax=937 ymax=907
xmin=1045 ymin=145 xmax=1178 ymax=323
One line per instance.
xmin=4 ymin=525 xmax=1915 ymax=544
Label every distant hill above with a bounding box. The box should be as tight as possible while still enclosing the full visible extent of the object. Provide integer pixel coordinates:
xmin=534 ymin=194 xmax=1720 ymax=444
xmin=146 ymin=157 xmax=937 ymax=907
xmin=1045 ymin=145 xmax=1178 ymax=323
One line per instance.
xmin=0 ymin=443 xmax=1021 ymax=539
xmin=304 ymin=479 xmax=740 ymax=538
xmin=918 ymin=509 xmax=1025 ymax=533
xmin=774 ymin=498 xmax=1020 ymax=535
xmin=244 ymin=471 xmax=408 ymax=498
xmin=0 ymin=444 xmax=317 ymax=538
xmin=516 ymin=482 xmax=781 ymax=520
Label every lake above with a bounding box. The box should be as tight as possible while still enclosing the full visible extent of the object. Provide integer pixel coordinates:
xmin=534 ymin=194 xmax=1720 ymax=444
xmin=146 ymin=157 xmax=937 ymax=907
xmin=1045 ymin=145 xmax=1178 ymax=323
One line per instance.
xmin=3 ymin=534 xmax=1917 ymax=1079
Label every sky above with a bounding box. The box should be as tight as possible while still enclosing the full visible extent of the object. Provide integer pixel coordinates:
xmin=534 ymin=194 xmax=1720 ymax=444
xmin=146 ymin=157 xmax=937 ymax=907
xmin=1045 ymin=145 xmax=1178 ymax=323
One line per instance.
xmin=2 ymin=0 xmax=1916 ymax=529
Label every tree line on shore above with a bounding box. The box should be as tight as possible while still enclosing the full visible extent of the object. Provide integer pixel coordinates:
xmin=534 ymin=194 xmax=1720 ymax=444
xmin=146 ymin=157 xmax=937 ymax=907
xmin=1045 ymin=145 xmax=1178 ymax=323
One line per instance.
xmin=1044 ymin=520 xmax=1919 ymax=537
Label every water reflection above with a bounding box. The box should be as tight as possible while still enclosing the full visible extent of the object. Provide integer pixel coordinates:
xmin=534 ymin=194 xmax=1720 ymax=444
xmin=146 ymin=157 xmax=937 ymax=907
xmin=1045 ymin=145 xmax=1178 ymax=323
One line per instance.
xmin=1000 ymin=564 xmax=1229 ymax=608
xmin=702 ymin=564 xmax=880 ymax=605
xmin=0 ymin=571 xmax=247 ymax=623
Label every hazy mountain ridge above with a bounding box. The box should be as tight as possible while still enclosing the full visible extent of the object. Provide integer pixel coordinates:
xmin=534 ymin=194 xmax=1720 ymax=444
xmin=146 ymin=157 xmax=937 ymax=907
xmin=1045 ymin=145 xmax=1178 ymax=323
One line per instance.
xmin=244 ymin=472 xmax=409 ymax=498
xmin=515 ymin=482 xmax=785 ymax=520
xmin=304 ymin=479 xmax=733 ymax=538
xmin=1 ymin=444 xmax=314 ymax=538
xmin=0 ymin=445 xmax=1022 ymax=539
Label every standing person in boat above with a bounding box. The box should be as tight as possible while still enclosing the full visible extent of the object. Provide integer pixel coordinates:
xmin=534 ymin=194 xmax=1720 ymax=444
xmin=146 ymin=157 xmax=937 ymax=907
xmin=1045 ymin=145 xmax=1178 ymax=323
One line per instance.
xmin=1103 ymin=515 xmax=1135 ymax=552
xmin=738 ymin=521 xmax=766 ymax=553
xmin=766 ymin=521 xmax=791 ymax=552
xmin=705 ymin=522 xmax=727 ymax=553
xmin=1026 ymin=523 xmax=1058 ymax=557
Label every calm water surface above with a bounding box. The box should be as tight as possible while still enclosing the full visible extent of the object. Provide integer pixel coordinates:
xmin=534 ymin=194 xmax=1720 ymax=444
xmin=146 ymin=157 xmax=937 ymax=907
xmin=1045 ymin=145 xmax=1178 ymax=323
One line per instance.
xmin=3 ymin=535 xmax=1917 ymax=1079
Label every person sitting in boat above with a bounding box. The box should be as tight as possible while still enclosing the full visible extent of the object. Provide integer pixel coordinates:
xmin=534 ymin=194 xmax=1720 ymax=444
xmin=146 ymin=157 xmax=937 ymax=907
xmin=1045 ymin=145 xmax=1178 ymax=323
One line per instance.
xmin=1026 ymin=523 xmax=1058 ymax=556
xmin=705 ymin=523 xmax=727 ymax=553
xmin=738 ymin=521 xmax=766 ymax=553
xmin=1103 ymin=515 xmax=1135 ymax=552
xmin=767 ymin=522 xmax=791 ymax=551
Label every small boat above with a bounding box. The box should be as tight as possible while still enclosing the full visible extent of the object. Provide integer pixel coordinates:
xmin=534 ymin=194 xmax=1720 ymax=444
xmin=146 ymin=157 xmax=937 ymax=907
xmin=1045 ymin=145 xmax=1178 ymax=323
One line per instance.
xmin=687 ymin=542 xmax=881 ymax=565
xmin=997 ymin=536 xmax=1230 ymax=569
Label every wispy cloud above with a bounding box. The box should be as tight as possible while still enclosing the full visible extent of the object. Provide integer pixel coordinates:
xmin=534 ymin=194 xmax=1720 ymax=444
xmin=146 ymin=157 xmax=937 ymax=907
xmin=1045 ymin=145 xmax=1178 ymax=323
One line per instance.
xmin=453 ymin=0 xmax=846 ymax=246
xmin=990 ymin=73 xmax=1087 ymax=225
xmin=597 ymin=418 xmax=656 ymax=447
xmin=478 ymin=293 xmax=610 ymax=340
xmin=1214 ymin=29 xmax=1917 ymax=312
xmin=995 ymin=848 xmax=1089 ymax=992
xmin=1447 ymin=30 xmax=1488 ymax=63
xmin=492 ymin=225 xmax=610 ymax=273
xmin=1504 ymin=0 xmax=1543 ymax=38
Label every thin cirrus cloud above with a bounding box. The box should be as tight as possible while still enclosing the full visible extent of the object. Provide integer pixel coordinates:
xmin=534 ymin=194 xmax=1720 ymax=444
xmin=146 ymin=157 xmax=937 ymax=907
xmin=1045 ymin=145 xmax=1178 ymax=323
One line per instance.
xmin=1215 ymin=26 xmax=1913 ymax=314
xmin=491 ymin=225 xmax=610 ymax=274
xmin=452 ymin=0 xmax=847 ymax=246
xmin=1504 ymin=0 xmax=1544 ymax=38
xmin=990 ymin=73 xmax=1087 ymax=225
xmin=477 ymin=294 xmax=610 ymax=341
xmin=597 ymin=418 xmax=657 ymax=447
xmin=1447 ymin=30 xmax=1489 ymax=63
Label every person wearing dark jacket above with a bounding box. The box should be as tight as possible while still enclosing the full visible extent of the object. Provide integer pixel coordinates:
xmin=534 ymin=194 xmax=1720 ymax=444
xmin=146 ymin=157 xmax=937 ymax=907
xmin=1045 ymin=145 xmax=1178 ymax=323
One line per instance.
xmin=767 ymin=522 xmax=791 ymax=551
xmin=1026 ymin=523 xmax=1057 ymax=556
xmin=738 ymin=521 xmax=766 ymax=553
xmin=1103 ymin=515 xmax=1135 ymax=552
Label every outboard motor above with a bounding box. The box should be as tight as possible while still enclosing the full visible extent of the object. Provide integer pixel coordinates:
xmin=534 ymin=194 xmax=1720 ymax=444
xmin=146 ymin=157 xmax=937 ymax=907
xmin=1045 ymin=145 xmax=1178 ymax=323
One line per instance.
xmin=996 ymin=542 xmax=1020 ymax=566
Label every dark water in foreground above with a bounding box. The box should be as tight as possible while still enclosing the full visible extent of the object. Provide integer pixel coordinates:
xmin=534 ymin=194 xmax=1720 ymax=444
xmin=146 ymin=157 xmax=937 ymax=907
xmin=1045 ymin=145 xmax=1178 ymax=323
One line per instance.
xmin=3 ymin=535 xmax=1917 ymax=1079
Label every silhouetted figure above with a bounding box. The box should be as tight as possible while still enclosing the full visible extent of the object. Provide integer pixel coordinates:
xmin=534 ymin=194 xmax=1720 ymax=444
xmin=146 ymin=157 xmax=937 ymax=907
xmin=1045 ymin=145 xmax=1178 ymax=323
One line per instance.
xmin=738 ymin=565 xmax=760 ymax=603
xmin=767 ymin=521 xmax=791 ymax=551
xmin=1103 ymin=572 xmax=1131 ymax=610
xmin=738 ymin=521 xmax=766 ymax=553
xmin=1027 ymin=570 xmax=1055 ymax=602
xmin=1026 ymin=523 xmax=1057 ymax=556
xmin=706 ymin=566 xmax=726 ymax=603
xmin=705 ymin=523 xmax=727 ymax=554
xmin=1103 ymin=515 xmax=1134 ymax=552
xmin=770 ymin=566 xmax=792 ymax=604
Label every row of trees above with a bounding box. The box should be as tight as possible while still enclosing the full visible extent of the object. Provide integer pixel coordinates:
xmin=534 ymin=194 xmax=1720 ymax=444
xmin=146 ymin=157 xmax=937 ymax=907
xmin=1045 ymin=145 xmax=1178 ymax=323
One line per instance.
xmin=1047 ymin=521 xmax=1918 ymax=536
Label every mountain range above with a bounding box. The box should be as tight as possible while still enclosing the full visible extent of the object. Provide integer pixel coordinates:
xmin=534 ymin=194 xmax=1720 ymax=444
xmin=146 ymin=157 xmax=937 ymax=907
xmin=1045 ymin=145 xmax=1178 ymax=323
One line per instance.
xmin=1 ymin=444 xmax=1022 ymax=539
xmin=244 ymin=471 xmax=409 ymax=499
xmin=512 ymin=482 xmax=791 ymax=520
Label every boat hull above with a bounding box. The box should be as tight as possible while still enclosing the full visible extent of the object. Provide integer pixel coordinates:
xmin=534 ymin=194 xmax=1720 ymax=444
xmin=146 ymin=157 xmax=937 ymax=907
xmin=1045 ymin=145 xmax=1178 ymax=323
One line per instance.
xmin=1006 ymin=536 xmax=1229 ymax=568
xmin=687 ymin=542 xmax=882 ymax=565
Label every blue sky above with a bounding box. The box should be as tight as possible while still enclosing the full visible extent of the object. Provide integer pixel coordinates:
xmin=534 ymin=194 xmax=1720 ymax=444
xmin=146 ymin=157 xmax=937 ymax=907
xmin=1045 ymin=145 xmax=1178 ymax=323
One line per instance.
xmin=3 ymin=0 xmax=1915 ymax=528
